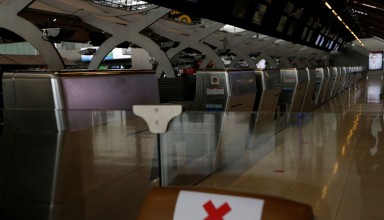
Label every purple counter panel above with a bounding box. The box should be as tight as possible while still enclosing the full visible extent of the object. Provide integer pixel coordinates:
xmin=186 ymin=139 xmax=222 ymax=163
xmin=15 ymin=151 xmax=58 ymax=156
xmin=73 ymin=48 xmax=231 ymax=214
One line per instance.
xmin=5 ymin=70 xmax=160 ymax=110
xmin=57 ymin=71 xmax=160 ymax=110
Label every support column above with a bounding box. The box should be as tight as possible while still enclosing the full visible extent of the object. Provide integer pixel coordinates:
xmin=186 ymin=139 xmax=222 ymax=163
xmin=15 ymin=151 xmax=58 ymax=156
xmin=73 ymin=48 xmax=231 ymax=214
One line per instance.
xmin=152 ymin=22 xmax=225 ymax=73
xmin=0 ymin=0 xmax=64 ymax=70
xmin=40 ymin=0 xmax=174 ymax=76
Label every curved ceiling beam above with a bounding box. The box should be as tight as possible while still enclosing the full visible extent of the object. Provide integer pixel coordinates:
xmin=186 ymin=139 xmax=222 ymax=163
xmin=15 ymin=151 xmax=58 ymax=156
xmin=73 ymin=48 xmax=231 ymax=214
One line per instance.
xmin=152 ymin=22 xmax=225 ymax=70
xmin=39 ymin=0 xmax=175 ymax=76
xmin=0 ymin=0 xmax=64 ymax=70
xmin=254 ymin=52 xmax=277 ymax=68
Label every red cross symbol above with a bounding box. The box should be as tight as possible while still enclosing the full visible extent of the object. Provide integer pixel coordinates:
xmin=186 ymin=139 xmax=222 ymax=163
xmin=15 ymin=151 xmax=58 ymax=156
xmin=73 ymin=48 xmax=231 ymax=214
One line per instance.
xmin=203 ymin=200 xmax=231 ymax=220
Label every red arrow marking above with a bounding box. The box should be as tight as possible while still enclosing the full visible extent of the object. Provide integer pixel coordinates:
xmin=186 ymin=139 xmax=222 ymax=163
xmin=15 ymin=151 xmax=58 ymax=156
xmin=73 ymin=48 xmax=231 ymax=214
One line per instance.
xmin=203 ymin=200 xmax=231 ymax=220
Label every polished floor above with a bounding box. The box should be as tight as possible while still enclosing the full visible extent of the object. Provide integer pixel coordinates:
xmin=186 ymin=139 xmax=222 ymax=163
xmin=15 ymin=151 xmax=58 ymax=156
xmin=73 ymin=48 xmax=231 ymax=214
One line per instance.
xmin=196 ymin=83 xmax=384 ymax=220
xmin=0 ymin=81 xmax=383 ymax=220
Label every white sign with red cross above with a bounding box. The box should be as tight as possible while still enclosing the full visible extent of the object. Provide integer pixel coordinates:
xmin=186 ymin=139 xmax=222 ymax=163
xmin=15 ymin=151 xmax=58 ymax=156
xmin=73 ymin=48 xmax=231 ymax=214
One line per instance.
xmin=173 ymin=191 xmax=264 ymax=220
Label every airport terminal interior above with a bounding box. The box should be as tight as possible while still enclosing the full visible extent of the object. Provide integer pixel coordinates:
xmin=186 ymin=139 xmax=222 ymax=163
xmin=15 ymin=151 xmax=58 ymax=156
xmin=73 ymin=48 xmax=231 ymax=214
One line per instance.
xmin=0 ymin=0 xmax=384 ymax=220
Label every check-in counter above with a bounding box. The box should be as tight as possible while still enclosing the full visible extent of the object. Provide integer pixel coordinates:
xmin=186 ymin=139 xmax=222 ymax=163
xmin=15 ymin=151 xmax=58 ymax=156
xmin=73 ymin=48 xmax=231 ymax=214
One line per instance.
xmin=321 ymin=67 xmax=335 ymax=101
xmin=2 ymin=69 xmax=160 ymax=110
xmin=247 ymin=68 xmax=282 ymax=148
xmin=345 ymin=66 xmax=352 ymax=88
xmin=253 ymin=68 xmax=281 ymax=116
xmin=279 ymin=68 xmax=308 ymax=113
xmin=301 ymin=68 xmax=317 ymax=112
xmin=314 ymin=67 xmax=329 ymax=106
xmin=191 ymin=69 xmax=256 ymax=112
xmin=337 ymin=67 xmax=347 ymax=93
xmin=328 ymin=67 xmax=338 ymax=98
xmin=161 ymin=69 xmax=257 ymax=185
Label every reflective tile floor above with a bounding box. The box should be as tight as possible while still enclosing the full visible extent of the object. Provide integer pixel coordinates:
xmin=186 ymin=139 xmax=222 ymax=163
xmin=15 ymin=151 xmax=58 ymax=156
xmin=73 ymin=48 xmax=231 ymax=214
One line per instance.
xmin=196 ymin=85 xmax=384 ymax=220
xmin=0 ymin=82 xmax=383 ymax=220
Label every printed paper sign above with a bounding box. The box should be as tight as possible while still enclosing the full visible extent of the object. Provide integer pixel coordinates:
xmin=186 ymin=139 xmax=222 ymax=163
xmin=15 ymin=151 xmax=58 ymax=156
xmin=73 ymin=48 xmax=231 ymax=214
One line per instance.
xmin=207 ymin=88 xmax=224 ymax=95
xmin=173 ymin=191 xmax=264 ymax=220
xmin=205 ymin=104 xmax=223 ymax=111
xmin=283 ymin=77 xmax=296 ymax=83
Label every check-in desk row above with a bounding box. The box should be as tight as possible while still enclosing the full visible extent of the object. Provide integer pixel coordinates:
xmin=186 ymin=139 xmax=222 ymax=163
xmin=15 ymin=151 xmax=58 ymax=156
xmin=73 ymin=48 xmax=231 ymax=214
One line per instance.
xmin=314 ymin=66 xmax=363 ymax=106
xmin=160 ymin=66 xmax=363 ymax=186
xmin=190 ymin=66 xmax=363 ymax=113
xmin=0 ymin=67 xmax=364 ymax=219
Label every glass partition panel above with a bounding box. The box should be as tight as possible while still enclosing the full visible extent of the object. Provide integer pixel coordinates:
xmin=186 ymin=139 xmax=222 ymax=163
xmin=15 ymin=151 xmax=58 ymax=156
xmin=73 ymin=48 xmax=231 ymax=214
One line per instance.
xmin=0 ymin=109 xmax=157 ymax=220
xmin=1 ymin=109 xmax=383 ymax=220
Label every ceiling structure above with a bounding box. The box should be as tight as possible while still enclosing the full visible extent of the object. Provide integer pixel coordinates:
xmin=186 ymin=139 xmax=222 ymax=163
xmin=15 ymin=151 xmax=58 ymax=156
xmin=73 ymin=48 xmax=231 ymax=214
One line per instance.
xmin=143 ymin=0 xmax=384 ymax=52
xmin=0 ymin=0 xmax=381 ymax=66
xmin=347 ymin=0 xmax=384 ymax=41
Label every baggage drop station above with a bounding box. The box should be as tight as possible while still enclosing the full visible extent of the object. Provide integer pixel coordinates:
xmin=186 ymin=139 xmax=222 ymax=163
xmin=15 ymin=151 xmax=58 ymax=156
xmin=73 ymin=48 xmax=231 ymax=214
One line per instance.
xmin=322 ymin=67 xmax=334 ymax=103
xmin=328 ymin=67 xmax=339 ymax=99
xmin=161 ymin=69 xmax=257 ymax=186
xmin=301 ymin=68 xmax=317 ymax=112
xmin=279 ymin=68 xmax=309 ymax=114
xmin=247 ymin=68 xmax=282 ymax=148
xmin=314 ymin=67 xmax=329 ymax=106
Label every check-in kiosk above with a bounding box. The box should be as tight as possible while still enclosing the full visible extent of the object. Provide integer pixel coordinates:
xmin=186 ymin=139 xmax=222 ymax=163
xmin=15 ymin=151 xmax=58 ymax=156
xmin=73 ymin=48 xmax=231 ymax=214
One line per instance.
xmin=345 ymin=66 xmax=352 ymax=88
xmin=191 ymin=69 xmax=256 ymax=112
xmin=161 ymin=69 xmax=257 ymax=186
xmin=328 ymin=67 xmax=339 ymax=98
xmin=278 ymin=68 xmax=308 ymax=113
xmin=247 ymin=68 xmax=282 ymax=148
xmin=253 ymin=69 xmax=281 ymax=117
xmin=337 ymin=67 xmax=347 ymax=93
xmin=322 ymin=67 xmax=336 ymax=102
xmin=314 ymin=68 xmax=329 ymax=106
xmin=301 ymin=68 xmax=317 ymax=112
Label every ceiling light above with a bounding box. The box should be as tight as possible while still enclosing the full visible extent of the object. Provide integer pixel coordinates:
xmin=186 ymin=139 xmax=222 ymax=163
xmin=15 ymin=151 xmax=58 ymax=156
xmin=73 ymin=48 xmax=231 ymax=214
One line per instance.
xmin=325 ymin=2 xmax=332 ymax=9
xmin=323 ymin=1 xmax=364 ymax=47
xmin=362 ymin=3 xmax=376 ymax=9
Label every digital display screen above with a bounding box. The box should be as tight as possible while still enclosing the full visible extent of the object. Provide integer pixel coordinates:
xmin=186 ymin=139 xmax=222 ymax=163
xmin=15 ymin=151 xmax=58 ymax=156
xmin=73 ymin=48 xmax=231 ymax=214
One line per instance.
xmin=81 ymin=47 xmax=131 ymax=62
xmin=368 ymin=51 xmax=383 ymax=71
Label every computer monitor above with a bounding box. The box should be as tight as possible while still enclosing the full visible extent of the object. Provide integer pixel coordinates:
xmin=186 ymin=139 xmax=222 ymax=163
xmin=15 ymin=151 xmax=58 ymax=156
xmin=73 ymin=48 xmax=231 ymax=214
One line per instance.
xmin=368 ymin=51 xmax=383 ymax=71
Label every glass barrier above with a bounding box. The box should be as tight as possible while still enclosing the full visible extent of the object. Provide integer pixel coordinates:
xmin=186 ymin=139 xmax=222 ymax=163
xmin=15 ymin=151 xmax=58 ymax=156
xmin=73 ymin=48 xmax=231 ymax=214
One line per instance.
xmin=0 ymin=109 xmax=383 ymax=219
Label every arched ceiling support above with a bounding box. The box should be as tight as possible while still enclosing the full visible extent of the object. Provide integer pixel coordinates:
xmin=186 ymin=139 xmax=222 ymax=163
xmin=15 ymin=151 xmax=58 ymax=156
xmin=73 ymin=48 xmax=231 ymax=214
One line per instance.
xmin=228 ymin=32 xmax=257 ymax=68
xmin=254 ymin=52 xmax=277 ymax=68
xmin=153 ymin=22 xmax=225 ymax=72
xmin=0 ymin=0 xmax=64 ymax=70
xmin=222 ymin=32 xmax=256 ymax=68
xmin=84 ymin=8 xmax=173 ymax=72
xmin=228 ymin=56 xmax=241 ymax=68
xmin=205 ymin=32 xmax=265 ymax=68
xmin=39 ymin=0 xmax=174 ymax=76
xmin=90 ymin=3 xmax=159 ymax=17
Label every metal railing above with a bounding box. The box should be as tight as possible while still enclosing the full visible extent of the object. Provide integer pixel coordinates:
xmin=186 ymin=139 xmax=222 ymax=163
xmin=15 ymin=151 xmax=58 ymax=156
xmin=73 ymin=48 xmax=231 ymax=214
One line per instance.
xmin=92 ymin=0 xmax=151 ymax=11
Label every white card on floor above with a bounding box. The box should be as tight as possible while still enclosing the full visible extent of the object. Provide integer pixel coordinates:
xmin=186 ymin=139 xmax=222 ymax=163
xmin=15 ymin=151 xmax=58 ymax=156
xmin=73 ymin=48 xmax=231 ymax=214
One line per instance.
xmin=173 ymin=191 xmax=264 ymax=220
